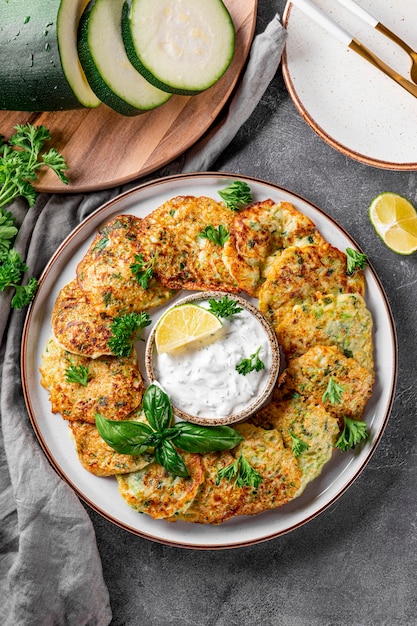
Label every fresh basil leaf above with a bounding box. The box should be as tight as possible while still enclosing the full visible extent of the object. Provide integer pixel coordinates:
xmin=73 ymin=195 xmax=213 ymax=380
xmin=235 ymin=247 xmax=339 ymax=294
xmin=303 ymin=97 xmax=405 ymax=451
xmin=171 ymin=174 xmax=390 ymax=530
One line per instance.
xmin=154 ymin=440 xmax=189 ymax=477
xmin=142 ymin=384 xmax=173 ymax=431
xmin=172 ymin=422 xmax=243 ymax=453
xmin=95 ymin=413 xmax=153 ymax=455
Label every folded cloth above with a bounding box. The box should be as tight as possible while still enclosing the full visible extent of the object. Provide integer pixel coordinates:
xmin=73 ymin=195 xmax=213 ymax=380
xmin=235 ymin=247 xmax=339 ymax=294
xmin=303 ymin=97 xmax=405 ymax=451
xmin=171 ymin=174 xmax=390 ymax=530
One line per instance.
xmin=0 ymin=15 xmax=286 ymax=626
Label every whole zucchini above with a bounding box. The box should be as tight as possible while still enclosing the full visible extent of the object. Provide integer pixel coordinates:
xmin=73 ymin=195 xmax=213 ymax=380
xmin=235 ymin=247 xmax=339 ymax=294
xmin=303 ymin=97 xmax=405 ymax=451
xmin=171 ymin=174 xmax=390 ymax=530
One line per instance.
xmin=0 ymin=0 xmax=100 ymax=111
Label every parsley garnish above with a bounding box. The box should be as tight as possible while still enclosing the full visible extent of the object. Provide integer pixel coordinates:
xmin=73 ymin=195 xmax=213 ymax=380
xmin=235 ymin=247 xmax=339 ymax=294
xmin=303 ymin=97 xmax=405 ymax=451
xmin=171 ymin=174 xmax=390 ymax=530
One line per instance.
xmin=130 ymin=253 xmax=155 ymax=290
xmin=199 ymin=224 xmax=229 ymax=246
xmin=218 ymin=181 xmax=253 ymax=211
xmin=208 ymin=295 xmax=243 ymax=319
xmin=0 ymin=124 xmax=69 ymax=309
xmin=0 ymin=248 xmax=38 ymax=308
xmin=335 ymin=417 xmax=368 ymax=451
xmin=322 ymin=377 xmax=345 ymax=405
xmin=290 ymin=431 xmax=309 ymax=457
xmin=236 ymin=346 xmax=265 ymax=376
xmin=65 ymin=364 xmax=89 ymax=386
xmin=0 ymin=124 xmax=69 ymax=209
xmin=107 ymin=311 xmax=151 ymax=357
xmin=216 ymin=453 xmax=263 ymax=488
xmin=346 ymin=247 xmax=368 ymax=275
xmin=0 ymin=209 xmax=18 ymax=255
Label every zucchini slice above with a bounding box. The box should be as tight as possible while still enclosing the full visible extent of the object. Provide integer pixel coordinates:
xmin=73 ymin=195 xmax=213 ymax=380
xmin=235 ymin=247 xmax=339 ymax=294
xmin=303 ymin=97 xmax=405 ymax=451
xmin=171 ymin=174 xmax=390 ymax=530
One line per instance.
xmin=57 ymin=0 xmax=101 ymax=108
xmin=78 ymin=0 xmax=171 ymax=116
xmin=0 ymin=0 xmax=100 ymax=111
xmin=121 ymin=0 xmax=235 ymax=96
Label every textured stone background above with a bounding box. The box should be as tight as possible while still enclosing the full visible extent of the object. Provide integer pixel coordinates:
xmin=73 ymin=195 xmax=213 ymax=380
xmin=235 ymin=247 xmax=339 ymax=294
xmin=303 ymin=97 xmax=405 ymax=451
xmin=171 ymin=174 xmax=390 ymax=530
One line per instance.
xmin=87 ymin=2 xmax=417 ymax=624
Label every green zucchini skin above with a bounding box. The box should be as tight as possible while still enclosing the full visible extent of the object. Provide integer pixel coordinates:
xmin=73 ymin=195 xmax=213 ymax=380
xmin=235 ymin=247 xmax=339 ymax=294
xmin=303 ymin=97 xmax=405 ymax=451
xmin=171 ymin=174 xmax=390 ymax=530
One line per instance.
xmin=121 ymin=0 xmax=235 ymax=96
xmin=0 ymin=0 xmax=84 ymax=111
xmin=77 ymin=0 xmax=171 ymax=117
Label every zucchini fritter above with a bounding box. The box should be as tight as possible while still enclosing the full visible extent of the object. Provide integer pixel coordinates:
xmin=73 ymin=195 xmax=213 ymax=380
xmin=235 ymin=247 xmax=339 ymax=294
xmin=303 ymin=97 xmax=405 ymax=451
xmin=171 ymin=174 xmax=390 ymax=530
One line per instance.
xmin=172 ymin=451 xmax=245 ymax=524
xmin=274 ymin=344 xmax=374 ymax=424
xmin=77 ymin=214 xmax=176 ymax=317
xmin=230 ymin=423 xmax=302 ymax=516
xmin=251 ymin=396 xmax=339 ymax=496
xmin=69 ymin=420 xmax=154 ymax=476
xmin=137 ymin=195 xmax=239 ymax=292
xmin=116 ymin=453 xmax=204 ymax=520
xmin=259 ymin=243 xmax=365 ymax=330
xmin=277 ymin=292 xmax=374 ymax=371
xmin=40 ymin=337 xmax=144 ymax=424
xmin=52 ymin=280 xmax=114 ymax=358
xmin=223 ymin=200 xmax=325 ymax=296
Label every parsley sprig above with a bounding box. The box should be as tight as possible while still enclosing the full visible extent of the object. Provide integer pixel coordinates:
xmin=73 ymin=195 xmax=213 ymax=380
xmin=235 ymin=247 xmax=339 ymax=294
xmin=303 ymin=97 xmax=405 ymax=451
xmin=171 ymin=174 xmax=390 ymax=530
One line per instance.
xmin=0 ymin=124 xmax=69 ymax=208
xmin=65 ymin=364 xmax=90 ymax=386
xmin=107 ymin=312 xmax=151 ymax=357
xmin=130 ymin=253 xmax=155 ymax=290
xmin=236 ymin=346 xmax=265 ymax=376
xmin=0 ymin=209 xmax=18 ymax=255
xmin=322 ymin=377 xmax=345 ymax=405
xmin=218 ymin=181 xmax=253 ymax=211
xmin=0 ymin=124 xmax=69 ymax=309
xmin=199 ymin=224 xmax=229 ymax=246
xmin=0 ymin=247 xmax=38 ymax=308
xmin=208 ymin=295 xmax=243 ymax=319
xmin=335 ymin=417 xmax=368 ymax=451
xmin=290 ymin=431 xmax=309 ymax=457
xmin=216 ymin=453 xmax=263 ymax=488
xmin=346 ymin=247 xmax=368 ymax=275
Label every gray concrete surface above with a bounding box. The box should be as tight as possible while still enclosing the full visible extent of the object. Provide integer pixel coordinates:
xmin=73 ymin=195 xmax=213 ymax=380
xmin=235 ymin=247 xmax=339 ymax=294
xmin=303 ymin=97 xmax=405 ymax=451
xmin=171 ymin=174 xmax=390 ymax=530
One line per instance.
xmin=86 ymin=1 xmax=417 ymax=624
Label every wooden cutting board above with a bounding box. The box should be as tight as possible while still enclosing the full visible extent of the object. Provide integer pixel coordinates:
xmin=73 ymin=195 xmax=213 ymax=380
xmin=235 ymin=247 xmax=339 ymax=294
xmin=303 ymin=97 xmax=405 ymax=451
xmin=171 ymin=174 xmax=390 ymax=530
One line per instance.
xmin=0 ymin=0 xmax=258 ymax=193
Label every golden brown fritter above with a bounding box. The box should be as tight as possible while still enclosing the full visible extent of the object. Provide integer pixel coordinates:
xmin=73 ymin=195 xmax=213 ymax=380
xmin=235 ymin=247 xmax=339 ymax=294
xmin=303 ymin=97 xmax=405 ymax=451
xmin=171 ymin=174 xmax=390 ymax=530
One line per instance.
xmin=277 ymin=292 xmax=374 ymax=371
xmin=251 ymin=396 xmax=339 ymax=496
xmin=274 ymin=344 xmax=374 ymax=424
xmin=69 ymin=419 xmax=154 ymax=476
xmin=222 ymin=200 xmax=326 ymax=296
xmin=40 ymin=337 xmax=144 ymax=424
xmin=137 ymin=195 xmax=239 ymax=292
xmin=229 ymin=423 xmax=302 ymax=516
xmin=172 ymin=451 xmax=245 ymax=524
xmin=76 ymin=214 xmax=176 ymax=317
xmin=116 ymin=452 xmax=204 ymax=519
xmin=52 ymin=280 xmax=114 ymax=358
xmin=259 ymin=243 xmax=365 ymax=330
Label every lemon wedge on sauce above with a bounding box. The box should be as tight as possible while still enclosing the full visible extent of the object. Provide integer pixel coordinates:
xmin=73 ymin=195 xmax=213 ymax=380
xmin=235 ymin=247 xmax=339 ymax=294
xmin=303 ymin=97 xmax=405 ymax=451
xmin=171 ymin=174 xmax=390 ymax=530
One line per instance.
xmin=369 ymin=192 xmax=417 ymax=255
xmin=154 ymin=303 xmax=222 ymax=354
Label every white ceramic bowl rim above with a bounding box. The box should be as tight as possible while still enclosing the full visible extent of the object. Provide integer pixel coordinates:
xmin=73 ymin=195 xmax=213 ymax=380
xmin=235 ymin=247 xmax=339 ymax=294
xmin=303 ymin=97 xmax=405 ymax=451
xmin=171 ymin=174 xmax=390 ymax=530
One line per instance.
xmin=145 ymin=291 xmax=280 ymax=426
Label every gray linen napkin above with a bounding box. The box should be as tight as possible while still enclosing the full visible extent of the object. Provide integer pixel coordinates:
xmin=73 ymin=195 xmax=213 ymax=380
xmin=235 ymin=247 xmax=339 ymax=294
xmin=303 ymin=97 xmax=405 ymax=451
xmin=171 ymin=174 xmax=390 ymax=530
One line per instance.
xmin=0 ymin=16 xmax=286 ymax=626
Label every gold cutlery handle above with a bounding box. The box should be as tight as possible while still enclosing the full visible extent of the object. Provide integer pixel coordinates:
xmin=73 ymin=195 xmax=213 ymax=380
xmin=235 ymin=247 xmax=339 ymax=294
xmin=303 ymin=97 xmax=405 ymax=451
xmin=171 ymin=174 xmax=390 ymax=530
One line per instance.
xmin=349 ymin=38 xmax=417 ymax=99
xmin=375 ymin=22 xmax=415 ymax=57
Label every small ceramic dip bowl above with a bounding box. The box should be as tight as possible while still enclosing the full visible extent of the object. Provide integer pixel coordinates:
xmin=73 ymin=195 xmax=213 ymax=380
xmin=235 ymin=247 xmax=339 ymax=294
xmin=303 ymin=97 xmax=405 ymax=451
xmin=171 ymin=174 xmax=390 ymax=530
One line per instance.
xmin=145 ymin=291 xmax=280 ymax=426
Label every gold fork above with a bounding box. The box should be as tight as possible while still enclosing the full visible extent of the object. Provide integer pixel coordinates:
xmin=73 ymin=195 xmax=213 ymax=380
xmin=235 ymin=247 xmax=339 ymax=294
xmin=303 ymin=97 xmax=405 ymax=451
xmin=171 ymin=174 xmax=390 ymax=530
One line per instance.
xmin=291 ymin=0 xmax=417 ymax=100
xmin=335 ymin=0 xmax=417 ymax=84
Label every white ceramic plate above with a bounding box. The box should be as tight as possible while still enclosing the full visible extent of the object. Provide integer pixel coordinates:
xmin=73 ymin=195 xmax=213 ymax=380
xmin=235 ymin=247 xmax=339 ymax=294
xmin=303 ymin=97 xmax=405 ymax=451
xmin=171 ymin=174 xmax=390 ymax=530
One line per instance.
xmin=283 ymin=0 xmax=417 ymax=169
xmin=21 ymin=173 xmax=397 ymax=549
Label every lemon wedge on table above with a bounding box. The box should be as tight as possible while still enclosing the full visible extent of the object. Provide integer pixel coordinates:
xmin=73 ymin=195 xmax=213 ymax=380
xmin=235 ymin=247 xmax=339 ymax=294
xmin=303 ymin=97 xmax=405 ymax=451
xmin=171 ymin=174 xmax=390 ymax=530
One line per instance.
xmin=369 ymin=192 xmax=417 ymax=255
xmin=155 ymin=304 xmax=222 ymax=354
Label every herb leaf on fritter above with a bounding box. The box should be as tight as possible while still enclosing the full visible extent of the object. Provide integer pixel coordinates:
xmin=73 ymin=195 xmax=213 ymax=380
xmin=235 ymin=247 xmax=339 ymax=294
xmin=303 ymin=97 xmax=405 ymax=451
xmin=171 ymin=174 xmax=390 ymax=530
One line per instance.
xmin=335 ymin=417 xmax=368 ymax=451
xmin=108 ymin=312 xmax=151 ymax=357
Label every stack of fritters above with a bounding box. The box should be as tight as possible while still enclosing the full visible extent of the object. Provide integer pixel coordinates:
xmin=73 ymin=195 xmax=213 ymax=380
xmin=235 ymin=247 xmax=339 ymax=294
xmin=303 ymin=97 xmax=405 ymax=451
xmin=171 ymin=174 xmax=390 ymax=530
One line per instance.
xmin=41 ymin=214 xmax=177 ymax=477
xmin=40 ymin=193 xmax=374 ymax=524
xmin=222 ymin=199 xmax=326 ymax=296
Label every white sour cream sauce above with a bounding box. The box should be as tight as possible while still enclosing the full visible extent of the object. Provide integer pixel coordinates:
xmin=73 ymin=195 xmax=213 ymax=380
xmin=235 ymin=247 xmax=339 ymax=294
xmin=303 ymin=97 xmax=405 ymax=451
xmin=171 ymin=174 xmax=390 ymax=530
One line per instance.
xmin=153 ymin=302 xmax=273 ymax=419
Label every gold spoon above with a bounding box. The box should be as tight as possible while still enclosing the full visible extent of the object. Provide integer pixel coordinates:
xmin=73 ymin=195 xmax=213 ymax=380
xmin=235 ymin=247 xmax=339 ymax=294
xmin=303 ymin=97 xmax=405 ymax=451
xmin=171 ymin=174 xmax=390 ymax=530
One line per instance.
xmin=335 ymin=0 xmax=417 ymax=85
